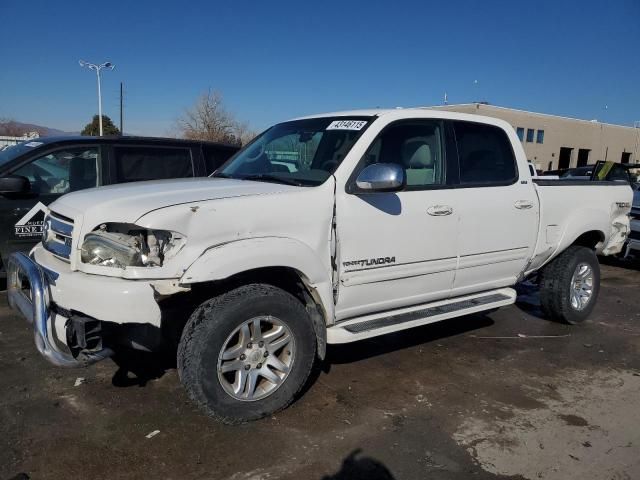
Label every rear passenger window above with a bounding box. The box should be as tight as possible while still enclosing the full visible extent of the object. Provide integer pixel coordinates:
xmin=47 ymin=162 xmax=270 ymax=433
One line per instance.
xmin=361 ymin=121 xmax=445 ymax=188
xmin=453 ymin=121 xmax=517 ymax=185
xmin=114 ymin=147 xmax=193 ymax=183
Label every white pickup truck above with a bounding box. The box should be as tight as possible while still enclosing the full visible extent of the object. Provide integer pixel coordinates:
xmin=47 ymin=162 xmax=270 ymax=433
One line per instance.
xmin=7 ymin=109 xmax=632 ymax=423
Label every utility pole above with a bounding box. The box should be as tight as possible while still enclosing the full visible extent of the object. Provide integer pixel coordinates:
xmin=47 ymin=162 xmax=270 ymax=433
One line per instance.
xmin=120 ymin=82 xmax=124 ymax=135
xmin=79 ymin=60 xmax=115 ymax=136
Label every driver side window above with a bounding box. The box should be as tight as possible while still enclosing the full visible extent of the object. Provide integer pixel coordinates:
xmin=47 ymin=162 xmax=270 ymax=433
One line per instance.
xmin=362 ymin=121 xmax=445 ymax=188
xmin=13 ymin=146 xmax=99 ymax=195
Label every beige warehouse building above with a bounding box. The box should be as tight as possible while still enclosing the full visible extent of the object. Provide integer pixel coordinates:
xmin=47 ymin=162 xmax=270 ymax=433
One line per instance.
xmin=431 ymin=103 xmax=640 ymax=172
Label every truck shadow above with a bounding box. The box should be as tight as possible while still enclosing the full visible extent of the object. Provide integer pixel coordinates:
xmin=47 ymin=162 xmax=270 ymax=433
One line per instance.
xmin=326 ymin=313 xmax=494 ymax=366
xmin=514 ymin=281 xmax=547 ymax=321
xmin=599 ymin=254 xmax=640 ymax=271
xmin=109 ymin=314 xmax=495 ymax=389
xmin=110 ymin=349 xmax=175 ymax=387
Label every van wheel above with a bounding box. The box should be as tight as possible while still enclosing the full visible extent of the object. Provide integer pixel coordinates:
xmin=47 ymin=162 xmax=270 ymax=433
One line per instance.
xmin=177 ymin=284 xmax=316 ymax=424
xmin=539 ymin=246 xmax=600 ymax=324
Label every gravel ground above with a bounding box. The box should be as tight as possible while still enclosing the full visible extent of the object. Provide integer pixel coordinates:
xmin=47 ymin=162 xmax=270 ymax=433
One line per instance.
xmin=0 ymin=261 xmax=639 ymax=480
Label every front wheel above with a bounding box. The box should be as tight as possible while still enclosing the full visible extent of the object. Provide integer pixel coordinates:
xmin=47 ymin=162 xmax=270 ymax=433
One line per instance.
xmin=177 ymin=284 xmax=317 ymax=424
xmin=539 ymin=246 xmax=600 ymax=324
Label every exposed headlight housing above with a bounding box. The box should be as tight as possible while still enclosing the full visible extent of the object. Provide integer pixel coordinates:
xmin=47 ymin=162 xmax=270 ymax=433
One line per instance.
xmin=81 ymin=224 xmax=185 ymax=268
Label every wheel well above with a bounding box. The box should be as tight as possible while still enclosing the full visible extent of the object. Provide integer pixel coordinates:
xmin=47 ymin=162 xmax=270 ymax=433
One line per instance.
xmin=167 ymin=267 xmax=328 ymax=359
xmin=189 ymin=267 xmax=314 ymax=307
xmin=572 ymin=230 xmax=605 ymax=250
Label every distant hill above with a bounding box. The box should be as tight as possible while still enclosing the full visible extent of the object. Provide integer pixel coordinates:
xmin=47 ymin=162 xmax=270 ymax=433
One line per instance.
xmin=0 ymin=120 xmax=74 ymax=137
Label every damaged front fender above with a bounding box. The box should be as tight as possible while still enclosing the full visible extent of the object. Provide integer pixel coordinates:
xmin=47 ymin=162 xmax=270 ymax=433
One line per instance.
xmin=180 ymin=236 xmax=335 ymax=325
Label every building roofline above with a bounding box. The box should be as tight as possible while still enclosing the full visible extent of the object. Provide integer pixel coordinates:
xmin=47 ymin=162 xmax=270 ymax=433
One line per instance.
xmin=426 ymin=103 xmax=640 ymax=131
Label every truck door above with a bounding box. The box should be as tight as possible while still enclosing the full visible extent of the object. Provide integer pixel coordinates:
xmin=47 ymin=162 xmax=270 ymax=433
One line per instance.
xmin=334 ymin=119 xmax=459 ymax=321
xmin=449 ymin=120 xmax=538 ymax=296
xmin=0 ymin=145 xmax=101 ymax=266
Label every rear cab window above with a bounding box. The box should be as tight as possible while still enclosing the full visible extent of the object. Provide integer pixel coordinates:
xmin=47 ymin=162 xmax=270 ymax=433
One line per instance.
xmin=113 ymin=146 xmax=194 ymax=183
xmin=452 ymin=121 xmax=518 ymax=186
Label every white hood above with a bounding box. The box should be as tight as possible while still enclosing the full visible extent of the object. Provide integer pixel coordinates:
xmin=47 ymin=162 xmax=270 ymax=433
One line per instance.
xmin=47 ymin=175 xmax=334 ymax=280
xmin=50 ymin=177 xmax=295 ymax=223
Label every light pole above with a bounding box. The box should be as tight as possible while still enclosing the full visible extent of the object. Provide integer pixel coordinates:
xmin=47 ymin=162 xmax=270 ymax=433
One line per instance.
xmin=79 ymin=60 xmax=115 ymax=136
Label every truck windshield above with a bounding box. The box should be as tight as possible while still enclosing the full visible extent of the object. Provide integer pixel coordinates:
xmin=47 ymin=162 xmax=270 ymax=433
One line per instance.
xmin=214 ymin=116 xmax=373 ymax=186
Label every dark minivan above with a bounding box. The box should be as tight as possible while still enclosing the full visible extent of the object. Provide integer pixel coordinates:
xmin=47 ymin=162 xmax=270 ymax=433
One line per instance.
xmin=0 ymin=136 xmax=239 ymax=276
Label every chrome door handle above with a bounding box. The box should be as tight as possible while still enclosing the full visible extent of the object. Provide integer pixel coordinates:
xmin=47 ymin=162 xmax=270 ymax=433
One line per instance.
xmin=427 ymin=205 xmax=453 ymax=216
xmin=514 ymin=200 xmax=534 ymax=210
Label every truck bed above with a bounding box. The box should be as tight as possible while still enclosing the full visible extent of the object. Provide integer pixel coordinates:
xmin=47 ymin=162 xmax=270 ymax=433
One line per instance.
xmin=527 ymin=181 xmax=632 ymax=273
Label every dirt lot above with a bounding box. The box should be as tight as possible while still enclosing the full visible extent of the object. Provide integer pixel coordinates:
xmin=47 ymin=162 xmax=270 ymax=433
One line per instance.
xmin=1 ymin=262 xmax=639 ymax=480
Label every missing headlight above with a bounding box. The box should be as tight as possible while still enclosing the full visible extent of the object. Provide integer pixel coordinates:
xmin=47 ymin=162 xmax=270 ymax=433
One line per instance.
xmin=81 ymin=223 xmax=186 ymax=268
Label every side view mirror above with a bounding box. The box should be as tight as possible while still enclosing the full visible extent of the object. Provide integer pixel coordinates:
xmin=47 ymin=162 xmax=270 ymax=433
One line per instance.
xmin=0 ymin=175 xmax=30 ymax=194
xmin=354 ymin=163 xmax=405 ymax=193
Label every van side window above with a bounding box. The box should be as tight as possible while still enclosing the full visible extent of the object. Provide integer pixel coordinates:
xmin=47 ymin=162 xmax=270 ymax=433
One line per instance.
xmin=12 ymin=147 xmax=99 ymax=194
xmin=114 ymin=147 xmax=193 ymax=183
xmin=453 ymin=121 xmax=517 ymax=185
xmin=361 ymin=121 xmax=445 ymax=188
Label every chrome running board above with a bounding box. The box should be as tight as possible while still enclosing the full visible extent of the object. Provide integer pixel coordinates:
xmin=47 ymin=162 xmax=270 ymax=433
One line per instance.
xmin=327 ymin=288 xmax=516 ymax=344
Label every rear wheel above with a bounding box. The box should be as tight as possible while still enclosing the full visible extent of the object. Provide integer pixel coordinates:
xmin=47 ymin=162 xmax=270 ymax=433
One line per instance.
xmin=177 ymin=284 xmax=316 ymax=424
xmin=539 ymin=246 xmax=600 ymax=324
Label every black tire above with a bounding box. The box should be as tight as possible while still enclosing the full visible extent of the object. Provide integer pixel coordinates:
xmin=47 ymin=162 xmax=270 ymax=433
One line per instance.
xmin=539 ymin=246 xmax=600 ymax=324
xmin=177 ymin=284 xmax=317 ymax=424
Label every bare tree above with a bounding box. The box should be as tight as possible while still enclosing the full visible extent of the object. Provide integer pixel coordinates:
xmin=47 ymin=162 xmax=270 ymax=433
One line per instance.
xmin=234 ymin=120 xmax=257 ymax=146
xmin=176 ymin=90 xmax=255 ymax=146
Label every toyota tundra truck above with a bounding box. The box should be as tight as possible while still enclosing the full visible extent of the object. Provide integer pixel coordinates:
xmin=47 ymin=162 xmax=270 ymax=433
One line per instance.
xmin=7 ymin=109 xmax=632 ymax=423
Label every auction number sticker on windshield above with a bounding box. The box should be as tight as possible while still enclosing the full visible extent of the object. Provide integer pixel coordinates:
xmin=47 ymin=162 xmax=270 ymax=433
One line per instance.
xmin=326 ymin=120 xmax=367 ymax=131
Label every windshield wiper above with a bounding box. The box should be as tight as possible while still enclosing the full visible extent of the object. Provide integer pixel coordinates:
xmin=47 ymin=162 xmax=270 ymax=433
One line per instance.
xmin=241 ymin=174 xmax=304 ymax=186
xmin=211 ymin=172 xmax=232 ymax=178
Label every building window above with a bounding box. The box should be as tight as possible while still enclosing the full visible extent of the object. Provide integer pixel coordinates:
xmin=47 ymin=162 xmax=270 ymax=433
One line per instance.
xmin=536 ymin=130 xmax=544 ymax=144
xmin=577 ymin=149 xmax=590 ymax=167
xmin=516 ymin=127 xmax=524 ymax=141
xmin=526 ymin=128 xmax=534 ymax=143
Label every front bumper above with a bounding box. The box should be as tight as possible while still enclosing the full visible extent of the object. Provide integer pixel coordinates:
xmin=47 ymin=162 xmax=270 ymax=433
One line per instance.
xmin=7 ymin=252 xmax=113 ymax=367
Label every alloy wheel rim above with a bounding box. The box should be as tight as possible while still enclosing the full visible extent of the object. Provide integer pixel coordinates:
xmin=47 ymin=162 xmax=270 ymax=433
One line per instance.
xmin=569 ymin=262 xmax=594 ymax=311
xmin=217 ymin=316 xmax=295 ymax=401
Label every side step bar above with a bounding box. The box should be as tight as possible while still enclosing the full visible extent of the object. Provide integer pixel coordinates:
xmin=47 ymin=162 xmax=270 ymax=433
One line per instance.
xmin=327 ymin=288 xmax=516 ymax=344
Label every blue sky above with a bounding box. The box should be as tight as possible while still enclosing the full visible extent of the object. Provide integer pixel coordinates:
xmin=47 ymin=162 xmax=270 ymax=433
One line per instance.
xmin=0 ymin=0 xmax=638 ymax=135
